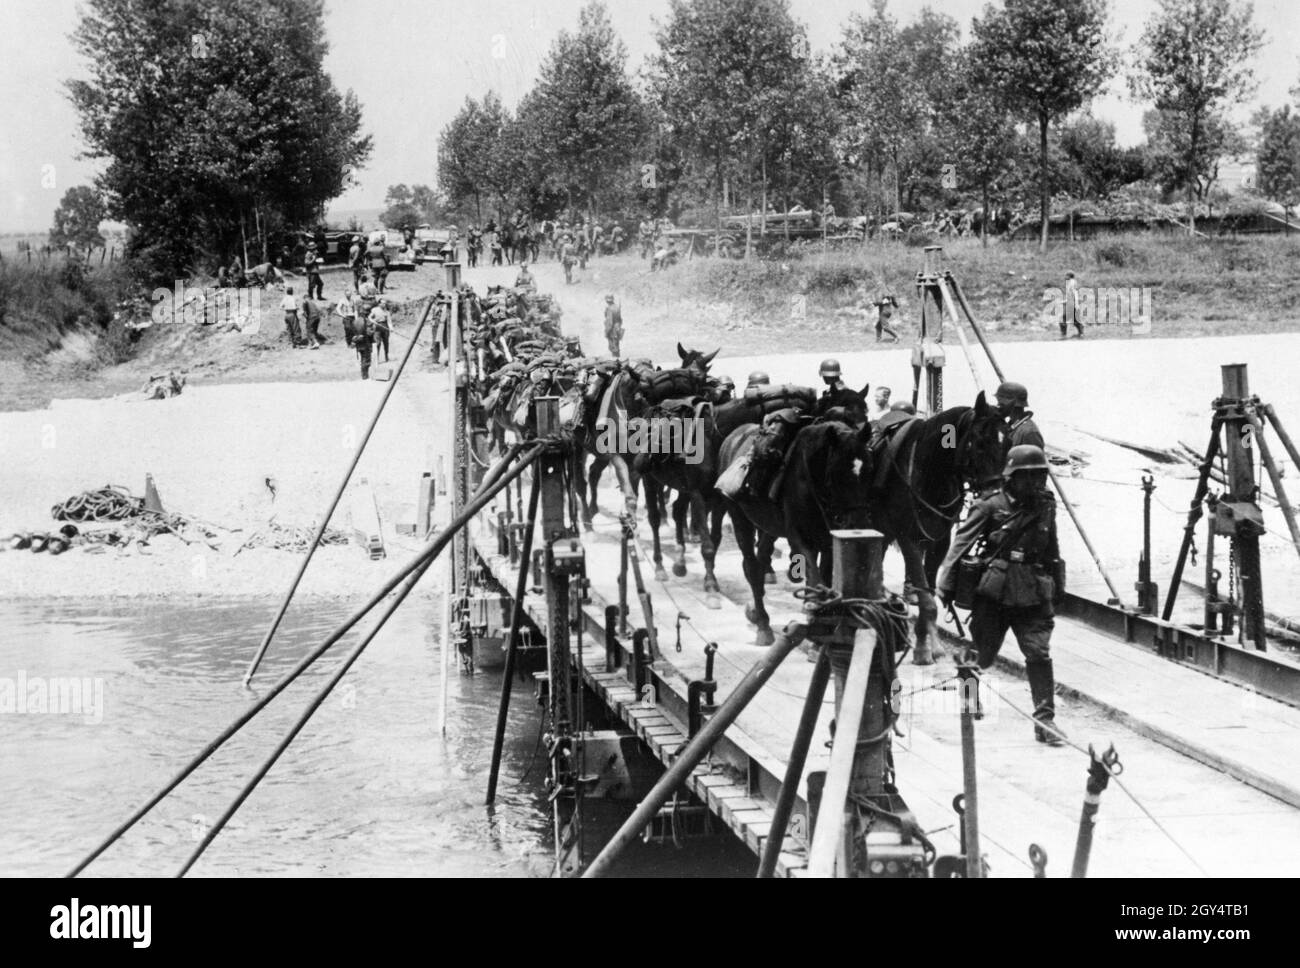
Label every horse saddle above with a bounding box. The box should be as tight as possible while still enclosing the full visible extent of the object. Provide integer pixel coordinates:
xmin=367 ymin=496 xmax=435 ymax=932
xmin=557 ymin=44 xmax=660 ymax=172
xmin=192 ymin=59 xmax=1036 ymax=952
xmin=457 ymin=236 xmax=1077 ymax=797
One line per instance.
xmin=747 ymin=408 xmax=811 ymax=501
xmin=870 ymin=413 xmax=924 ymax=492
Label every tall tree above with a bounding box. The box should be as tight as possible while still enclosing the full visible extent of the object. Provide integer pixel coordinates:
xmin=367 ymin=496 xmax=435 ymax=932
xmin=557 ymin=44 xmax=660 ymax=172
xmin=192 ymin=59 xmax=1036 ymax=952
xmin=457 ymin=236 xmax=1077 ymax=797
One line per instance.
xmin=1257 ymin=105 xmax=1300 ymax=223
xmin=650 ymin=0 xmax=807 ymax=255
xmin=49 ymin=186 xmax=107 ymax=249
xmin=67 ymin=0 xmax=371 ymax=279
xmin=972 ymin=0 xmax=1114 ymax=250
xmin=524 ymin=2 xmax=646 ymax=220
xmin=1129 ymin=0 xmax=1263 ymax=234
xmin=946 ymin=50 xmax=1023 ymax=246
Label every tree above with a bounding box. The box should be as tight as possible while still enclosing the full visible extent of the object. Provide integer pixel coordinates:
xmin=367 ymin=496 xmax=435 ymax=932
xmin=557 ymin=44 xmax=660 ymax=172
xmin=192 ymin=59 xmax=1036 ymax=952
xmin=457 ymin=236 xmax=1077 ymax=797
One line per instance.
xmin=523 ymin=2 xmax=646 ymax=220
xmin=49 ymin=186 xmax=107 ymax=249
xmin=1129 ymin=0 xmax=1263 ymax=234
xmin=650 ymin=0 xmax=808 ymax=256
xmin=1057 ymin=114 xmax=1147 ymax=198
xmin=1143 ymin=107 xmax=1244 ymax=201
xmin=67 ymin=0 xmax=371 ymax=279
xmin=945 ymin=50 xmax=1023 ymax=246
xmin=972 ymin=0 xmax=1114 ymax=250
xmin=1257 ymin=105 xmax=1300 ymax=223
xmin=380 ymin=184 xmax=422 ymax=231
xmin=436 ymin=91 xmax=517 ymax=224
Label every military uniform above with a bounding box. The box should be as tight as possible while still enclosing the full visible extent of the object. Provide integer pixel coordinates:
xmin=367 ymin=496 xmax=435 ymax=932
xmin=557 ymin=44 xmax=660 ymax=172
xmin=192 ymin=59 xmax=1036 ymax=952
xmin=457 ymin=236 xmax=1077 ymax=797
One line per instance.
xmin=937 ymin=474 xmax=1064 ymax=741
xmin=1005 ymin=411 xmax=1044 ymax=459
xmin=352 ymin=316 xmax=374 ymax=379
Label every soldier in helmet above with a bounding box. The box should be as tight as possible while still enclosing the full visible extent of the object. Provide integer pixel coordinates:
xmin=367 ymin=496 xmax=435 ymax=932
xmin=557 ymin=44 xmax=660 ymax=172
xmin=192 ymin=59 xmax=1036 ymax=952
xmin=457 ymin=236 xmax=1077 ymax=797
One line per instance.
xmin=937 ymin=444 xmax=1066 ymax=746
xmin=746 ymin=370 xmax=770 ymax=391
xmin=713 ymin=374 xmax=735 ymax=404
xmin=818 ymin=358 xmax=845 ymax=393
xmin=995 ymin=381 xmax=1044 ymax=462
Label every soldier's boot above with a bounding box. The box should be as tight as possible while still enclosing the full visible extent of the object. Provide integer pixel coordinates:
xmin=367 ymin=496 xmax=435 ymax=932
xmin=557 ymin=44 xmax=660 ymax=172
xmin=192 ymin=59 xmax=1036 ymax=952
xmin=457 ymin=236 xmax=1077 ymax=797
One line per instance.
xmin=1027 ymin=660 xmax=1066 ymax=746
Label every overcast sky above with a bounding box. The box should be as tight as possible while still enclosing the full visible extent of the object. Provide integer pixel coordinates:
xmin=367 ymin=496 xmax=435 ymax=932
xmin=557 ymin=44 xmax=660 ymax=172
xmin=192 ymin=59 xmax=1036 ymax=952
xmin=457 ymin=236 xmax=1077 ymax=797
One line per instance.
xmin=1 ymin=0 xmax=1296 ymax=232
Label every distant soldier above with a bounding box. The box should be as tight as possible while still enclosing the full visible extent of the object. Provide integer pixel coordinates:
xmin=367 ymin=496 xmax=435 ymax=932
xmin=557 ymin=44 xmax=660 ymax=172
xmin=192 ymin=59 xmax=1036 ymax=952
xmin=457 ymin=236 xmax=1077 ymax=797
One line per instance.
xmin=228 ymin=257 xmax=246 ymax=288
xmin=937 ymin=444 xmax=1066 ymax=746
xmin=281 ymin=287 xmax=303 ymax=347
xmin=603 ymin=294 xmax=623 ymax=357
xmin=304 ymin=244 xmax=323 ymax=300
xmin=560 ymin=236 xmax=577 ymax=284
xmin=874 ymin=291 xmax=900 ymax=342
xmin=301 ymin=295 xmax=324 ymax=349
xmin=356 ymin=274 xmax=379 ymax=330
xmin=369 ymin=300 xmax=391 ymax=363
xmin=611 ymin=223 xmax=626 ymax=253
xmin=638 ymin=217 xmax=655 ymax=259
xmin=1061 ymin=270 xmax=1083 ymax=339
xmin=746 ymin=370 xmax=770 ymax=391
xmin=818 ymin=358 xmax=846 ymax=395
xmin=366 ymin=237 xmax=389 ymax=293
xmin=350 ymin=310 xmax=374 ymax=379
xmin=489 ymin=230 xmax=504 ymax=266
xmin=467 ymin=226 xmax=482 ymax=268
xmin=348 ymin=236 xmax=364 ymax=292
xmin=515 ymin=262 xmax=536 ymax=290
xmin=335 ymin=291 xmax=359 ymax=342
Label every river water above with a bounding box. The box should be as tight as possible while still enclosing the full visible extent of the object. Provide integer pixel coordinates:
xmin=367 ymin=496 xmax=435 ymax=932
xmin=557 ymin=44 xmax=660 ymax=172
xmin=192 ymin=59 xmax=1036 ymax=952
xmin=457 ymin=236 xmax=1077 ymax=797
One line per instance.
xmin=0 ymin=597 xmax=750 ymax=877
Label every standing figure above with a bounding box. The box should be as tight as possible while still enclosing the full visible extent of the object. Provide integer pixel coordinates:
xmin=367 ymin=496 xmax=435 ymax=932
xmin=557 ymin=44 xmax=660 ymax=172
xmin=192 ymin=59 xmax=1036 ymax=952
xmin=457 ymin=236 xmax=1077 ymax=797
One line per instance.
xmin=1061 ymin=270 xmax=1084 ymax=339
xmin=367 ymin=237 xmax=389 ymax=294
xmin=281 ymin=287 xmax=303 ymax=347
xmin=603 ymin=294 xmax=623 ymax=357
xmin=369 ymin=300 xmax=391 ymax=363
xmin=874 ymin=290 xmax=900 ymax=342
xmin=351 ymin=313 xmax=374 ymax=379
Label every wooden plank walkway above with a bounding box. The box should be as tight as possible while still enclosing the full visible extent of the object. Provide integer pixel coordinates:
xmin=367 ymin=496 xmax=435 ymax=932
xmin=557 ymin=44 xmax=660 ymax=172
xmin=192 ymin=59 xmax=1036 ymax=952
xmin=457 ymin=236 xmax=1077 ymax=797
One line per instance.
xmin=467 ymin=486 xmax=1300 ymax=877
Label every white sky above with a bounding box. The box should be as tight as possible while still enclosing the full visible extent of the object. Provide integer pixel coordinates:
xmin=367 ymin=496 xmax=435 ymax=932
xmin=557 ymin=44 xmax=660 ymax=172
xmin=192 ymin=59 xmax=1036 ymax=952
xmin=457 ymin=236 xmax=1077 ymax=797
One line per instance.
xmin=1 ymin=0 xmax=1296 ymax=232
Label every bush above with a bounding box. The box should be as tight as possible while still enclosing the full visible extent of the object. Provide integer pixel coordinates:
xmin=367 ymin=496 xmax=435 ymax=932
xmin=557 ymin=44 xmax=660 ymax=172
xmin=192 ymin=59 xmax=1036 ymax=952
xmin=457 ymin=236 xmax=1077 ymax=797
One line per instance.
xmin=1093 ymin=241 xmax=1148 ymax=269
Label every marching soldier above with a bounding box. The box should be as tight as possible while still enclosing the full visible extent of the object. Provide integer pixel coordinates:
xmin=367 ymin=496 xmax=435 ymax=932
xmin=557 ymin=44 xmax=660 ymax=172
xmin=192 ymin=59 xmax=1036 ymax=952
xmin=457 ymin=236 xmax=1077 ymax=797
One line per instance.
xmin=603 ymin=294 xmax=623 ymax=357
xmin=874 ymin=290 xmax=900 ymax=342
xmin=515 ymin=262 xmax=536 ymax=290
xmin=369 ymin=299 xmax=391 ymax=363
xmin=937 ymin=444 xmax=1066 ymax=746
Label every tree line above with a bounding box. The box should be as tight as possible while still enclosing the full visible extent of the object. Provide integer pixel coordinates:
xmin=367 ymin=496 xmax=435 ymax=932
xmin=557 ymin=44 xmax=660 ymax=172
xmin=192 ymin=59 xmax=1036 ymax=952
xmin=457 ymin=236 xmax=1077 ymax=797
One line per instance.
xmin=435 ymin=0 xmax=1279 ymax=250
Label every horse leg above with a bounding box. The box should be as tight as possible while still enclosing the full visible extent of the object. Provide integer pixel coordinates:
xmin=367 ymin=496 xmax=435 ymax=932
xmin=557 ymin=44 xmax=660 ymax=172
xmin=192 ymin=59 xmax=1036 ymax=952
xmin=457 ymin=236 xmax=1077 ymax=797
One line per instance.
xmin=573 ymin=452 xmax=595 ymax=532
xmin=730 ymin=506 xmax=773 ymax=645
xmin=900 ymin=538 xmax=943 ymax=666
xmin=757 ymin=531 xmax=777 ymax=586
xmin=693 ymin=490 xmax=721 ymax=608
xmin=587 ymin=454 xmax=608 ymax=517
xmin=670 ymin=489 xmax=689 ymax=577
xmin=643 ymin=477 xmax=669 ymax=582
xmin=607 ymin=453 xmax=637 ymax=517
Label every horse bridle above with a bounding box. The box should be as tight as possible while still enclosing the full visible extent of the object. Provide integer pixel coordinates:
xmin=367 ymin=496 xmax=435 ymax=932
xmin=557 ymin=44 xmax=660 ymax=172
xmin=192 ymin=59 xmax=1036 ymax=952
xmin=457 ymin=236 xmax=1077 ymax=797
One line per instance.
xmin=889 ymin=409 xmax=989 ymax=543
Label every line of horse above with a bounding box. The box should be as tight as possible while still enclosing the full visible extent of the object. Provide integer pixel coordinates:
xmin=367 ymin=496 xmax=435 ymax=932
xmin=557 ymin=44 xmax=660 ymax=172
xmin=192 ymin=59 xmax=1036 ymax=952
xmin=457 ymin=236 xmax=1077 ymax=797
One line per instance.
xmin=466 ymin=288 xmax=1007 ymax=665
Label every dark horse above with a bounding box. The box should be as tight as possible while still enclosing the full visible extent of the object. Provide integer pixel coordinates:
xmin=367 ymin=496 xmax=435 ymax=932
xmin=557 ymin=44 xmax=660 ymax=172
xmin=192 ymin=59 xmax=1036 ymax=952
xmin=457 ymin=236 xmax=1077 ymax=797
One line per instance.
xmin=720 ymin=393 xmax=1004 ymax=662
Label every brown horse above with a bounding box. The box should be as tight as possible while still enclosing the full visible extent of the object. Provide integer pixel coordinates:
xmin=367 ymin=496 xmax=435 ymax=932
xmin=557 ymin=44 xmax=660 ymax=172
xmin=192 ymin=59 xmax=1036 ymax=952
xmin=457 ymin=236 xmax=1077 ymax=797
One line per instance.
xmin=721 ymin=394 xmax=1003 ymax=661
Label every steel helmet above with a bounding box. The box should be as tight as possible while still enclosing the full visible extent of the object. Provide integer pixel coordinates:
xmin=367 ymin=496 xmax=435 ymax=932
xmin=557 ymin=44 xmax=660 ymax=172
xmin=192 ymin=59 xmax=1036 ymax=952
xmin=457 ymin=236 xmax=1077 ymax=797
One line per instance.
xmin=995 ymin=381 xmax=1029 ymax=405
xmin=717 ymin=374 xmax=735 ymax=391
xmin=747 ymin=370 xmax=770 ymax=388
xmin=1002 ymin=444 xmax=1049 ymax=478
xmin=819 ymin=358 xmax=842 ymax=380
xmin=605 ymin=294 xmax=615 ymax=303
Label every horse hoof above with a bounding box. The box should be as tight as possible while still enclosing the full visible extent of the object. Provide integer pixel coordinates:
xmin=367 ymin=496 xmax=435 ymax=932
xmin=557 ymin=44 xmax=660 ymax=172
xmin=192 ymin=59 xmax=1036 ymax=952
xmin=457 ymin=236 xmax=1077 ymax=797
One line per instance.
xmin=672 ymin=562 xmax=687 ymax=578
xmin=755 ymin=627 xmax=775 ymax=647
xmin=705 ymin=592 xmax=722 ymax=610
xmin=912 ymin=647 xmax=935 ymax=666
xmin=764 ymin=571 xmax=777 ymax=585
xmin=655 ymin=567 xmax=669 ymax=582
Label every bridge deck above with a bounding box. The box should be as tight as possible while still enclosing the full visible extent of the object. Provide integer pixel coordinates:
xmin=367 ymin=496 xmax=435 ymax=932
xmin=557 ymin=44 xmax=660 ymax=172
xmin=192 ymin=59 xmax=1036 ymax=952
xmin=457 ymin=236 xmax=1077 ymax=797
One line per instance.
xmin=469 ymin=486 xmax=1300 ymax=877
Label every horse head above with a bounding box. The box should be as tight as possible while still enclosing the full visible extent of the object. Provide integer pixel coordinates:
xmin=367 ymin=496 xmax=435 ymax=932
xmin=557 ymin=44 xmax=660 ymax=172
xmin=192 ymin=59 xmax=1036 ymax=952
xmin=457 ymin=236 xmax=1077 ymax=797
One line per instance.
xmin=958 ymin=390 xmax=1005 ymax=493
xmin=677 ymin=343 xmax=719 ymax=378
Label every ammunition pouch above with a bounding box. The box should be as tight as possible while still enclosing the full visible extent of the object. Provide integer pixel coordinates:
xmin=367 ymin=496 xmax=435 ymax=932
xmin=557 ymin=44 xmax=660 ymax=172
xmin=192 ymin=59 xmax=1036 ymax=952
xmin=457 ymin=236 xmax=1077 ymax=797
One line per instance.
xmin=975 ymin=558 xmax=1008 ymax=602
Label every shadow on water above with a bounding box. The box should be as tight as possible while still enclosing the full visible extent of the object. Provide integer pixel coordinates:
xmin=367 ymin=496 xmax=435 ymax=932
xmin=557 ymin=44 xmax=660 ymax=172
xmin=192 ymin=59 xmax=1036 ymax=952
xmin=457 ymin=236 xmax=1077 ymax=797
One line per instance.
xmin=0 ymin=597 xmax=753 ymax=877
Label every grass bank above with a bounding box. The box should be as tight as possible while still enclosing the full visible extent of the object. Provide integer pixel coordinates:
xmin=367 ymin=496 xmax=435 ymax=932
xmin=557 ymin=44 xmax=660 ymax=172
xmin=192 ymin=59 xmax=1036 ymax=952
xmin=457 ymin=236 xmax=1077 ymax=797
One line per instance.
xmin=618 ymin=235 xmax=1300 ymax=343
xmin=0 ymin=260 xmax=135 ymax=370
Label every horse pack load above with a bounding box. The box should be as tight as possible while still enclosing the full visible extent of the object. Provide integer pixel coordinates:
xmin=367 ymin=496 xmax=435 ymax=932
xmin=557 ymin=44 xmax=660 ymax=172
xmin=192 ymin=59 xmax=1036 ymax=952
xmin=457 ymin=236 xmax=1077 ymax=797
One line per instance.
xmin=630 ymin=365 xmax=703 ymax=405
xmin=743 ymin=383 xmax=817 ymax=415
